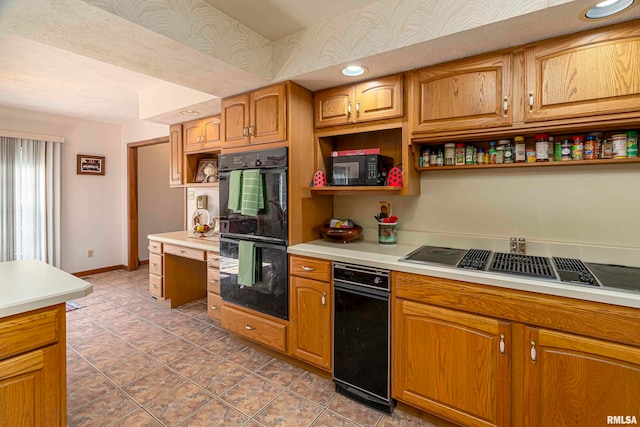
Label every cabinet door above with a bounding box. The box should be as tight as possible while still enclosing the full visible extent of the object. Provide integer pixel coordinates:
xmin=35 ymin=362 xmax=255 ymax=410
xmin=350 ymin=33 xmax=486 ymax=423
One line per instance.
xmin=524 ymin=23 xmax=640 ymax=123
xmin=413 ymin=53 xmax=512 ymax=134
xmin=250 ymin=84 xmax=287 ymax=145
xmin=290 ymin=276 xmax=331 ymax=371
xmin=183 ymin=119 xmax=204 ymax=153
xmin=202 ymin=115 xmax=222 ymax=151
xmin=393 ymin=299 xmax=511 ymax=427
xmin=355 ymin=74 xmax=403 ymax=123
xmin=314 ymin=85 xmax=354 ymax=128
xmin=524 ymin=327 xmax=640 ymax=427
xmin=169 ymin=124 xmax=183 ymax=187
xmin=221 ymin=93 xmax=250 ymax=149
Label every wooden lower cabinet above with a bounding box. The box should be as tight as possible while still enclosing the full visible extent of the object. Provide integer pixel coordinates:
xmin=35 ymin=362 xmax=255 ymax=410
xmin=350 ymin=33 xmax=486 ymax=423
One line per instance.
xmin=393 ymin=299 xmax=511 ymax=427
xmin=523 ymin=327 xmax=640 ymax=427
xmin=0 ymin=305 xmax=65 ymax=426
xmin=221 ymin=304 xmax=288 ymax=353
xmin=393 ymin=271 xmax=640 ymax=426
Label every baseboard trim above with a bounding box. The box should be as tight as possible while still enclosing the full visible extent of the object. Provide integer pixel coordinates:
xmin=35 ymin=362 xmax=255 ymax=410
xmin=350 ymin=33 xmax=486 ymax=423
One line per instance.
xmin=72 ymin=265 xmax=126 ymax=277
xmin=139 ymin=259 xmax=149 ymax=266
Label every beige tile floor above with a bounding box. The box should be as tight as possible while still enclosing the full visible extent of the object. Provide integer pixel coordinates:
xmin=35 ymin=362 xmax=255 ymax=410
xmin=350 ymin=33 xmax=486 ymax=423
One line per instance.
xmin=66 ymin=267 xmax=440 ymax=427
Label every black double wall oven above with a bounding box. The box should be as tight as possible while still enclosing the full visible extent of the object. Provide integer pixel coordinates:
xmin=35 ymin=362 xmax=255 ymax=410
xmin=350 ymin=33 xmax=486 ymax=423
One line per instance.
xmin=218 ymin=148 xmax=289 ymax=320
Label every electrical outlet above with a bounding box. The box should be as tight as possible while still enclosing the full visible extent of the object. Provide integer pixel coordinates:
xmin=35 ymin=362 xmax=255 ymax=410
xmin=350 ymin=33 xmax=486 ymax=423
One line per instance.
xmin=87 ymin=250 xmax=94 ymax=258
xmin=188 ymin=191 xmax=195 ymax=201
xmin=518 ymin=238 xmax=526 ymax=255
xmin=509 ymin=237 xmax=517 ymax=253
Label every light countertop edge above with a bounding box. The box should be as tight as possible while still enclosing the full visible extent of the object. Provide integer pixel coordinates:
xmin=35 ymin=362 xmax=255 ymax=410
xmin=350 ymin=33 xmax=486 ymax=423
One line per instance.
xmin=148 ymin=230 xmax=220 ymax=252
xmin=0 ymin=259 xmax=94 ymax=318
xmin=288 ymin=239 xmax=640 ymax=310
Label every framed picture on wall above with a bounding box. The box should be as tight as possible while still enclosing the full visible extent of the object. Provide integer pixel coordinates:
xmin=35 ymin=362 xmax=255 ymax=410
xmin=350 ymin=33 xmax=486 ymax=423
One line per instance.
xmin=77 ymin=154 xmax=106 ymax=175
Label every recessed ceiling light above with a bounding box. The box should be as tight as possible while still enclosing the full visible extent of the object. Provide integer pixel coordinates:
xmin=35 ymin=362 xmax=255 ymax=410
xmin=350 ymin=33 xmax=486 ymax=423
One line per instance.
xmin=585 ymin=0 xmax=635 ymax=18
xmin=341 ymin=65 xmax=368 ymax=77
xmin=181 ymin=110 xmax=201 ymax=116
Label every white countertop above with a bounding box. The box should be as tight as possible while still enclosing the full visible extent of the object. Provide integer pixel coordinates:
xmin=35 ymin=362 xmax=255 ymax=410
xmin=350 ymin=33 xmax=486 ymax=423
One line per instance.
xmin=148 ymin=230 xmax=220 ymax=252
xmin=288 ymin=239 xmax=640 ymax=309
xmin=0 ymin=259 xmax=94 ymax=318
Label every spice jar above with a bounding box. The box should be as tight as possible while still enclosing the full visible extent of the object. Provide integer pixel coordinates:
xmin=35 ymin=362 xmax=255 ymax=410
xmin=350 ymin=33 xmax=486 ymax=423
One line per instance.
xmin=500 ymin=139 xmax=513 ymax=164
xmin=430 ymin=151 xmax=437 ymax=166
xmin=554 ymin=140 xmax=562 ymax=162
xmin=588 ymin=132 xmax=603 ymax=159
xmin=476 ymin=148 xmax=485 ymax=165
xmin=444 ymin=143 xmax=455 ymax=166
xmin=488 ymin=141 xmax=497 ymax=164
xmin=535 ymin=134 xmax=549 ymax=162
xmin=514 ymin=136 xmax=526 ymax=162
xmin=496 ymin=142 xmax=505 ymax=164
xmin=465 ymin=145 xmax=475 ymax=165
xmin=455 ymin=143 xmax=465 ymax=165
xmin=571 ymin=135 xmax=584 ymax=161
xmin=627 ymin=130 xmax=638 ymax=158
xmin=584 ymin=135 xmax=597 ymax=160
xmin=600 ymin=139 xmax=613 ymax=159
xmin=560 ymin=139 xmax=572 ymax=161
xmin=612 ymin=134 xmax=628 ymax=158
xmin=436 ymin=149 xmax=444 ymax=166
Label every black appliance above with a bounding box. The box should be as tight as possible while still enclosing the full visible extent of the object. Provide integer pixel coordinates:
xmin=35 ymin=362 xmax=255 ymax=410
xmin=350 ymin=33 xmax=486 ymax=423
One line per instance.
xmin=333 ymin=262 xmax=394 ymax=414
xmin=585 ymin=263 xmax=640 ymax=293
xmin=400 ymin=245 xmax=468 ymax=266
xmin=326 ymin=154 xmax=394 ymax=186
xmin=218 ymin=148 xmax=289 ymax=320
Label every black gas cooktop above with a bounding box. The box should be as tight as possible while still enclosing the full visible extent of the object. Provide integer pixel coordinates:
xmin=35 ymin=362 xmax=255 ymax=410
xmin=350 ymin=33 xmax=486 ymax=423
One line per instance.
xmin=399 ymin=245 xmax=640 ymax=294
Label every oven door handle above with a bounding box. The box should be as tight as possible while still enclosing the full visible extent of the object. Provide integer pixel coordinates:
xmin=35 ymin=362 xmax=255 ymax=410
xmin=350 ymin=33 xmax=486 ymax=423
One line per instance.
xmin=334 ymin=281 xmax=389 ymax=300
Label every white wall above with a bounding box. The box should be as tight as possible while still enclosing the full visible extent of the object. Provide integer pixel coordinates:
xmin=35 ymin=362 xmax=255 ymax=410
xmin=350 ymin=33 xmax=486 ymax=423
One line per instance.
xmin=0 ymin=105 xmax=123 ymax=273
xmin=335 ymin=164 xmax=640 ymax=266
xmin=137 ymin=143 xmax=184 ymax=261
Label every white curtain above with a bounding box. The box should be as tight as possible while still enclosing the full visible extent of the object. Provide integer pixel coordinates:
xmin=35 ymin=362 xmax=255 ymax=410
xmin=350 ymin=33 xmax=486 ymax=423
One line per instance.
xmin=0 ymin=137 xmax=61 ymax=267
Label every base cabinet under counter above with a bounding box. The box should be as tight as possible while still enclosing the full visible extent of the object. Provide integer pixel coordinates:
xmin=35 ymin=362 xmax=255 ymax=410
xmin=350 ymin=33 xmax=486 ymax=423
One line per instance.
xmin=392 ymin=271 xmax=640 ymax=427
xmin=221 ymin=304 xmax=288 ymax=353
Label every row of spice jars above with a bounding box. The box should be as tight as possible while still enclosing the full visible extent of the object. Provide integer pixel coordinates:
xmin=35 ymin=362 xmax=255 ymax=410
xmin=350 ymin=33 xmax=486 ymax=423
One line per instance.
xmin=419 ymin=130 xmax=638 ymax=167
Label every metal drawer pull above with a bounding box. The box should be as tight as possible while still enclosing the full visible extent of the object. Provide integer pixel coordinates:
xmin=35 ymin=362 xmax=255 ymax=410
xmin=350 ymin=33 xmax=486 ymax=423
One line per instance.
xmin=530 ymin=340 xmax=537 ymax=362
xmin=211 ymin=278 xmax=218 ymax=283
xmin=151 ymin=284 xmax=157 ymax=288
xmin=302 ymin=266 xmax=316 ymax=272
xmin=210 ymin=305 xmax=218 ymax=310
xmin=499 ymin=334 xmax=505 ymax=356
xmin=151 ymin=263 xmax=158 ymax=267
xmin=245 ymin=324 xmax=255 ymax=330
xmin=179 ymin=250 xmax=187 ymax=254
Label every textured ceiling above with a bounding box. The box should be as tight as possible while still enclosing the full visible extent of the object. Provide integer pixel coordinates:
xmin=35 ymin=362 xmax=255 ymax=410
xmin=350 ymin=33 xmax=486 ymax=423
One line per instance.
xmin=0 ymin=0 xmax=639 ymax=126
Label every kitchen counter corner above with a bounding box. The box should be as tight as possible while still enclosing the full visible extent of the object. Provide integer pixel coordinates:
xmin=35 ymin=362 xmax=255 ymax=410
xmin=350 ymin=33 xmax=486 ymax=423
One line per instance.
xmin=0 ymin=259 xmax=93 ymax=318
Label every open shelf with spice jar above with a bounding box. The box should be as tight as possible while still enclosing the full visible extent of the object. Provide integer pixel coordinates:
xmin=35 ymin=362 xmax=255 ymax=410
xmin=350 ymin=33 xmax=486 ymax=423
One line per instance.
xmin=412 ymin=128 xmax=639 ymax=172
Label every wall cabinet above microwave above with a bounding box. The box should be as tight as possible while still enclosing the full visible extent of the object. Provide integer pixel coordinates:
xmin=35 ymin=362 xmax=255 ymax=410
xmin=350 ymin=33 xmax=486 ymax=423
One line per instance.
xmin=314 ymin=74 xmax=404 ymax=128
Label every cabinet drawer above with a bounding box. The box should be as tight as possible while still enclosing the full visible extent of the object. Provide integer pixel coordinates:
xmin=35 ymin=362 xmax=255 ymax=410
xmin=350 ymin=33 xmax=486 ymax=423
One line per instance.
xmin=149 ymin=274 xmax=163 ymax=298
xmin=221 ymin=305 xmax=287 ymax=353
xmin=149 ymin=253 xmax=162 ymax=276
xmin=207 ymin=292 xmax=222 ymax=321
xmin=207 ymin=268 xmax=220 ymax=294
xmin=207 ymin=252 xmax=220 ymax=269
xmin=164 ymin=244 xmax=205 ymax=261
xmin=290 ymin=256 xmax=331 ymax=282
xmin=148 ymin=240 xmax=162 ymax=255
xmin=0 ymin=306 xmax=61 ymax=360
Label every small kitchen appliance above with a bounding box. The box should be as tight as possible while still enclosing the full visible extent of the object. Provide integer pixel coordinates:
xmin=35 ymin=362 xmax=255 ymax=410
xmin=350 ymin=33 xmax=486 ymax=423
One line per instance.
xmin=326 ymin=154 xmax=394 ymax=186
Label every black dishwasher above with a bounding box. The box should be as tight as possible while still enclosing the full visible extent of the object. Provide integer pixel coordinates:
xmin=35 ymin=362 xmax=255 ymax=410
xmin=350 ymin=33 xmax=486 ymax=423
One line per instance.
xmin=333 ymin=262 xmax=394 ymax=414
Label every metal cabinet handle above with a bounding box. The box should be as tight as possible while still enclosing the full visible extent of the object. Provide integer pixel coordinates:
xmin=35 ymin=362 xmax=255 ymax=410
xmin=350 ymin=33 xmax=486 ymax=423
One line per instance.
xmin=243 ymin=127 xmax=248 ymax=137
xmin=179 ymin=250 xmax=186 ymax=254
xmin=356 ymin=100 xmax=360 ymax=117
xmin=210 ymin=278 xmax=219 ymax=283
xmin=245 ymin=324 xmax=256 ymax=330
xmin=529 ymin=91 xmax=534 ymax=112
xmin=151 ymin=263 xmax=158 ymax=267
xmin=321 ymin=291 xmax=327 ymax=306
xmin=530 ymin=340 xmax=537 ymax=362
xmin=302 ymin=266 xmax=316 ymax=272
xmin=503 ymin=96 xmax=508 ymax=117
xmin=499 ymin=334 xmax=505 ymax=356
xmin=151 ymin=284 xmax=157 ymax=288
xmin=347 ymin=101 xmax=352 ymax=118
xmin=210 ymin=305 xmax=218 ymax=310
xmin=248 ymin=125 xmax=254 ymax=136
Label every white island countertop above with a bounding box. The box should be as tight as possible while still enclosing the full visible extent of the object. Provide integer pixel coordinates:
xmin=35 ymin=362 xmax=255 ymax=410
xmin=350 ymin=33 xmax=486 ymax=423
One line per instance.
xmin=0 ymin=259 xmax=93 ymax=318
xmin=288 ymin=239 xmax=640 ymax=310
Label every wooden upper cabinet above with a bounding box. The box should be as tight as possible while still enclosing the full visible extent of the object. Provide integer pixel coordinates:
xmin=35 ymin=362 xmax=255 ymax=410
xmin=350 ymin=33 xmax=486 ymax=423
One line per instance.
xmin=222 ymin=83 xmax=287 ymax=149
xmin=524 ymin=327 xmax=640 ymax=426
xmin=184 ymin=115 xmax=222 ymax=153
xmin=169 ymin=124 xmax=183 ymax=187
xmin=314 ymin=74 xmax=403 ymax=128
xmin=412 ymin=53 xmax=512 ymax=134
xmin=202 ymin=116 xmax=222 ymax=150
xmin=524 ymin=21 xmax=640 ymax=123
xmin=393 ymin=299 xmax=511 ymax=427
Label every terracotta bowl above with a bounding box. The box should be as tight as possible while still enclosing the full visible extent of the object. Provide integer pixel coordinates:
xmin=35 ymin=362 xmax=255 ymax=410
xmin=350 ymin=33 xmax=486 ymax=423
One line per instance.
xmin=320 ymin=224 xmax=363 ymax=243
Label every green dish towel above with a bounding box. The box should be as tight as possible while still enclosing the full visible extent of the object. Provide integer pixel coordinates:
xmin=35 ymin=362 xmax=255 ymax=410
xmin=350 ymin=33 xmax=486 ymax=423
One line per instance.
xmin=240 ymin=169 xmax=264 ymax=216
xmin=238 ymin=240 xmax=256 ymax=287
xmin=227 ymin=170 xmax=243 ymax=212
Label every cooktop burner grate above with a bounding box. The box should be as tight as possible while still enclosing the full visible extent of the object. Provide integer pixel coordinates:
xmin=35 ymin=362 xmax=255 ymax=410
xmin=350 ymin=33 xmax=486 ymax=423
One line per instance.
xmin=457 ymin=249 xmax=492 ymax=270
xmin=489 ymin=252 xmax=556 ymax=279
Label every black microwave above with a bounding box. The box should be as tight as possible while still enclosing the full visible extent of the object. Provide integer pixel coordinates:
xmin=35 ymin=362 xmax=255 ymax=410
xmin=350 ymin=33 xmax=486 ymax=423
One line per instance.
xmin=326 ymin=154 xmax=394 ymax=186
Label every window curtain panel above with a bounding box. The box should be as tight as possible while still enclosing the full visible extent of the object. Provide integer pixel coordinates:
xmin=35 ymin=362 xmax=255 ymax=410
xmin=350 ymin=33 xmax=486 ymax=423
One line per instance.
xmin=0 ymin=137 xmax=61 ymax=267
